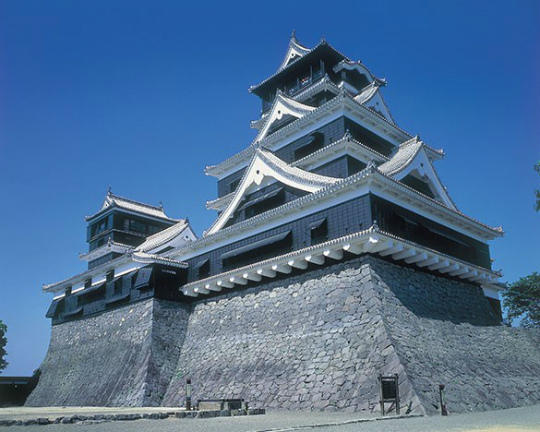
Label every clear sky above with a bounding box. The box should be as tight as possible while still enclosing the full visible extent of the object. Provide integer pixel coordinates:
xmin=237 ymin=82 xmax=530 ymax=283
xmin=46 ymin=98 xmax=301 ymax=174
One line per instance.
xmin=0 ymin=0 xmax=538 ymax=376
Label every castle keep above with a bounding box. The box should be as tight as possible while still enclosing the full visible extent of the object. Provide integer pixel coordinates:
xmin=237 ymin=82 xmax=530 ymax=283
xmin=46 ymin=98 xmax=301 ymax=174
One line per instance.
xmin=27 ymin=35 xmax=540 ymax=414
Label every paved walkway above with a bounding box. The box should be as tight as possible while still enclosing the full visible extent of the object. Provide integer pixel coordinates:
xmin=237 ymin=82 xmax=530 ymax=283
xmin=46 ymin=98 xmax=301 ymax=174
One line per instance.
xmin=0 ymin=405 xmax=539 ymax=431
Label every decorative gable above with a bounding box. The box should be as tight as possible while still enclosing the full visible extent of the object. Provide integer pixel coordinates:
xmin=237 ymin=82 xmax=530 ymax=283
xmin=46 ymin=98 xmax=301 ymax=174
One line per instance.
xmin=354 ymin=82 xmax=395 ymax=124
xmin=254 ymin=91 xmax=316 ymax=143
xmin=278 ymin=31 xmax=311 ymax=71
xmin=378 ymin=137 xmax=456 ymax=209
xmin=206 ymin=149 xmax=339 ymax=235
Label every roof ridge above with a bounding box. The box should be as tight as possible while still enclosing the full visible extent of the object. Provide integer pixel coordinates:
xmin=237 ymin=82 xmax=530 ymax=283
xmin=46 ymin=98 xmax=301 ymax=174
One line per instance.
xmin=107 ymin=192 xmax=164 ymax=211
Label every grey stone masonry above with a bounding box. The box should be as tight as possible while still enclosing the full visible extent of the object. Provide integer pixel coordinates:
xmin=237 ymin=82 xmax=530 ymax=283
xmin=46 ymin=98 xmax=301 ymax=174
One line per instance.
xmin=163 ymin=256 xmax=540 ymax=414
xmin=28 ymin=256 xmax=540 ymax=414
xmin=26 ymin=299 xmax=190 ymax=407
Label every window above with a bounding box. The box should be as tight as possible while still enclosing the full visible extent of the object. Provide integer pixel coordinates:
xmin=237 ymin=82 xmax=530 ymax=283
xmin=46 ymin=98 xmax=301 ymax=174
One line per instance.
xmin=242 ymin=188 xmax=285 ymax=219
xmin=221 ymin=231 xmax=292 ymax=270
xmin=195 ymin=259 xmax=210 ymax=279
xmin=229 ymin=178 xmax=241 ymax=193
xmin=310 ymin=218 xmax=328 ymax=245
xmin=294 ymin=132 xmax=324 ymax=160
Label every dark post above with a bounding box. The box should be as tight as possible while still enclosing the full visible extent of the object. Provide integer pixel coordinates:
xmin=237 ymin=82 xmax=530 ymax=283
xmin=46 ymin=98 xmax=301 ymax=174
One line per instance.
xmin=394 ymin=373 xmax=400 ymax=415
xmin=378 ymin=374 xmax=385 ymax=416
xmin=186 ymin=378 xmax=192 ymax=411
xmin=439 ymin=384 xmax=448 ymax=416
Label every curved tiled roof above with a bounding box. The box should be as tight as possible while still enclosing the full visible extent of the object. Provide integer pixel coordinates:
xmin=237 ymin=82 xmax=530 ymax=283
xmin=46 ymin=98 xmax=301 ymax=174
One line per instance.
xmin=378 ymin=137 xmax=444 ymax=177
xmin=206 ymin=91 xmax=411 ymax=178
xmin=278 ymin=32 xmax=311 ymax=71
xmin=254 ymin=91 xmax=317 ymax=143
xmin=85 ymin=192 xmax=179 ymax=222
xmin=135 ymin=219 xmax=190 ymax=253
xmin=249 ymin=38 xmax=350 ymax=94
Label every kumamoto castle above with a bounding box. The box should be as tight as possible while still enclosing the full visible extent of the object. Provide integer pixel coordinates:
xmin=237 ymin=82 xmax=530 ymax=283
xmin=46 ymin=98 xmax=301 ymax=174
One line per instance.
xmin=27 ymin=34 xmax=540 ymax=414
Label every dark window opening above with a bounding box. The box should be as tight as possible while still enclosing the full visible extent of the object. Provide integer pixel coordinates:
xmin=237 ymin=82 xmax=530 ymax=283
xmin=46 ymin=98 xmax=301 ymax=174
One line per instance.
xmin=133 ymin=268 xmax=153 ymax=290
xmin=344 ymin=118 xmax=394 ymax=157
xmin=310 ymin=218 xmax=328 ymax=245
xmin=346 ymin=157 xmax=367 ymax=176
xmin=267 ymin=114 xmax=297 ymax=136
xmin=371 ymin=195 xmax=491 ymax=269
xmin=195 ymin=259 xmax=210 ymax=279
xmin=401 ymin=174 xmax=436 ymax=199
xmin=294 ymin=132 xmax=324 ymax=160
xmin=243 ymin=188 xmax=285 ymax=219
xmin=106 ymin=271 xmax=114 ymax=282
xmin=229 ymin=178 xmax=241 ymax=194
xmin=221 ymin=231 xmax=292 ymax=270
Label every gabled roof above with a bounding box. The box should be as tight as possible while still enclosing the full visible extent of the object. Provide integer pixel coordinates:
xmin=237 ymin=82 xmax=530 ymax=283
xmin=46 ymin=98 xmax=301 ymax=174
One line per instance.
xmin=249 ymin=37 xmax=350 ymax=96
xmin=254 ymin=91 xmax=316 ymax=143
xmin=292 ymin=130 xmax=388 ymax=170
xmin=135 ymin=219 xmax=196 ymax=253
xmin=378 ymin=136 xmax=456 ymax=209
xmin=206 ymin=148 xmax=340 ymax=235
xmin=278 ymin=31 xmax=311 ymax=71
xmin=354 ymin=81 xmax=395 ymax=124
xmin=206 ymin=90 xmax=411 ymax=179
xmin=85 ymin=191 xmax=179 ymax=222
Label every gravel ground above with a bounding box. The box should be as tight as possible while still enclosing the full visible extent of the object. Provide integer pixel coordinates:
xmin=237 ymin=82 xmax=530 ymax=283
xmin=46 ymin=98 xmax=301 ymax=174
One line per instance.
xmin=0 ymin=405 xmax=539 ymax=432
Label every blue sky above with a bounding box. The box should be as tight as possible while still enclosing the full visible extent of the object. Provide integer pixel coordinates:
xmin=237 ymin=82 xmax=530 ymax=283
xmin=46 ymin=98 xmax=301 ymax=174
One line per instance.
xmin=0 ymin=0 xmax=538 ymax=376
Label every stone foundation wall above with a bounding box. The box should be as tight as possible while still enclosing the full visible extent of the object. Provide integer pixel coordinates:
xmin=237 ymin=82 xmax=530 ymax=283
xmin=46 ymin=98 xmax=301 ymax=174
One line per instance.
xmin=371 ymin=261 xmax=540 ymax=413
xmin=163 ymin=256 xmax=540 ymax=414
xmin=163 ymin=258 xmax=420 ymax=412
xmin=28 ymin=256 xmax=540 ymax=413
xmin=26 ymin=299 xmax=190 ymax=407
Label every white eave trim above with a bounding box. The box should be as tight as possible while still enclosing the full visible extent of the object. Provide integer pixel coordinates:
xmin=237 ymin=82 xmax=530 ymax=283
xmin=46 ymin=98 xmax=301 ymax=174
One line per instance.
xmin=206 ymin=92 xmax=411 ymax=179
xmin=181 ymin=227 xmax=501 ymax=298
xmin=79 ymin=242 xmax=131 ymax=262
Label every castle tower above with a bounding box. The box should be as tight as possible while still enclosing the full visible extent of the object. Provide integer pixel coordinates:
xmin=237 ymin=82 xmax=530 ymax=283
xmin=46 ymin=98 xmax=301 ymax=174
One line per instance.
xmin=82 ymin=190 xmax=181 ymax=269
xmin=28 ymin=35 xmax=540 ymax=413
xmin=172 ymin=34 xmax=503 ymax=316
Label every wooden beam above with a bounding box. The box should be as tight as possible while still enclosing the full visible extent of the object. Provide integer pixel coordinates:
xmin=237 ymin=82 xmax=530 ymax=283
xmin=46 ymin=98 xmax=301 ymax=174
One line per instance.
xmin=450 ymin=267 xmax=469 ymax=277
xmin=243 ymin=272 xmax=262 ymax=282
xmin=193 ymin=286 xmax=209 ymax=295
xmin=370 ymin=240 xmax=394 ymax=254
xmin=439 ymin=263 xmax=459 ymax=274
xmin=324 ymin=249 xmax=343 ymax=260
xmin=363 ymin=236 xmax=381 ymax=253
xmin=379 ymin=244 xmax=403 ymax=257
xmin=229 ymin=276 xmax=248 ymax=285
xmin=257 ymin=268 xmax=277 ymax=278
xmin=428 ymin=259 xmax=450 ymax=271
xmin=417 ymin=256 xmax=439 ymax=268
xmin=405 ymin=252 xmax=428 ymax=264
xmin=343 ymin=243 xmax=363 ymax=255
xmin=217 ymin=279 xmax=234 ymax=288
xmin=204 ymin=283 xmax=222 ymax=292
xmin=288 ymin=259 xmax=308 ymax=269
xmin=306 ymin=254 xmax=325 ymax=265
xmin=392 ymin=249 xmax=416 ymax=261
xmin=272 ymin=264 xmax=292 ymax=274
xmin=183 ymin=289 xmax=198 ymax=298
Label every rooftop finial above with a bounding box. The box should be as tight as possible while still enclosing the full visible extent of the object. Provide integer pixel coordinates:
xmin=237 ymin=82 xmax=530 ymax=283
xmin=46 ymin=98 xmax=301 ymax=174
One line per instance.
xmin=291 ymin=29 xmax=297 ymax=41
xmin=320 ymin=35 xmax=326 ymax=44
xmin=107 ymin=186 xmax=112 ymax=195
xmin=159 ymin=201 xmax=164 ymax=209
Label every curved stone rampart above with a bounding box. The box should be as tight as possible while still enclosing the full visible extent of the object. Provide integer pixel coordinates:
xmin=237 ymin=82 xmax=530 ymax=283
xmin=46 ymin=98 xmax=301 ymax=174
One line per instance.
xmin=28 ymin=256 xmax=540 ymax=414
xmin=26 ymin=299 xmax=190 ymax=407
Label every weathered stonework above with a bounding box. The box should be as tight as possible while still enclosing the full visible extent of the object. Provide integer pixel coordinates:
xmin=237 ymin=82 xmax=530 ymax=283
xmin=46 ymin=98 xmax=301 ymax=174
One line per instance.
xmin=28 ymin=256 xmax=540 ymax=414
xmin=163 ymin=256 xmax=540 ymax=414
xmin=26 ymin=299 xmax=190 ymax=407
